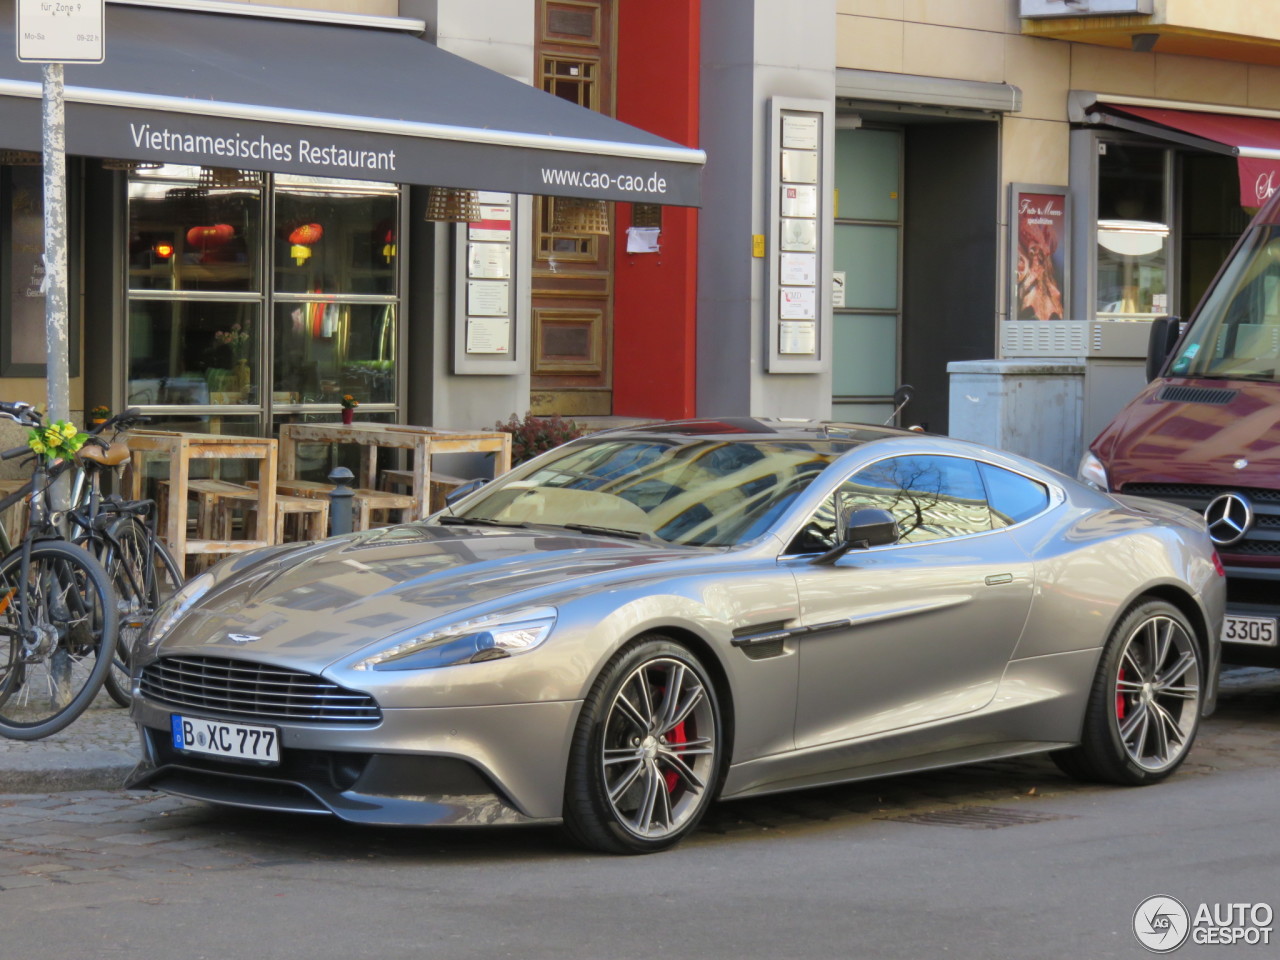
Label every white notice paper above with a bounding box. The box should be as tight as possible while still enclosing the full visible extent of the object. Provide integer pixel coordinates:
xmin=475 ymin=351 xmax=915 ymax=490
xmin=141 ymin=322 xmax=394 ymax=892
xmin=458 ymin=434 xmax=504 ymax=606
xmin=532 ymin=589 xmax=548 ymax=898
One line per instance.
xmin=832 ymin=271 xmax=846 ymax=308
xmin=626 ymin=226 xmax=661 ymax=253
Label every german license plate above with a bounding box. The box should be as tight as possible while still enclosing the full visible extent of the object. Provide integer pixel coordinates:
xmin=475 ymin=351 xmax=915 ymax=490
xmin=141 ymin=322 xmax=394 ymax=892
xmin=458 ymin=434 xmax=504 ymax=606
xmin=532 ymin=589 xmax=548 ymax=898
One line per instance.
xmin=1222 ymin=615 xmax=1278 ymax=646
xmin=171 ymin=715 xmax=280 ymax=763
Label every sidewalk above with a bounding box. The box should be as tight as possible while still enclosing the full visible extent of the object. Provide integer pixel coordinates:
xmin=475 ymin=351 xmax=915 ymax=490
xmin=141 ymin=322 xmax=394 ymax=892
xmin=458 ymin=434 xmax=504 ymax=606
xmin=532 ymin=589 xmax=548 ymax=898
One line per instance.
xmin=0 ymin=692 xmax=139 ymax=793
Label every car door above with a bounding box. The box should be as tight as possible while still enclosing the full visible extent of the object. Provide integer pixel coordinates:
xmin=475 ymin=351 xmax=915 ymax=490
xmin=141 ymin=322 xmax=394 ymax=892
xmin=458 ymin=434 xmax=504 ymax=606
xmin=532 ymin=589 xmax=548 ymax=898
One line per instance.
xmin=786 ymin=454 xmax=1035 ymax=749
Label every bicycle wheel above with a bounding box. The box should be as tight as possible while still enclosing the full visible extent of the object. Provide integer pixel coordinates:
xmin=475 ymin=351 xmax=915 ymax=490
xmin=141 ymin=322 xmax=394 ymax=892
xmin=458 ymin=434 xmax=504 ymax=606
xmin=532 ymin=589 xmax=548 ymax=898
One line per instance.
xmin=99 ymin=517 xmax=183 ymax=707
xmin=0 ymin=539 xmax=119 ymax=740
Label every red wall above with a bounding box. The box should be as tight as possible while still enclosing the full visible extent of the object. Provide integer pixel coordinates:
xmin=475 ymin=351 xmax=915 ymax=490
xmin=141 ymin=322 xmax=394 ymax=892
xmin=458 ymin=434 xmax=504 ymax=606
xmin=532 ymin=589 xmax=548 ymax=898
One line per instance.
xmin=613 ymin=0 xmax=699 ymax=419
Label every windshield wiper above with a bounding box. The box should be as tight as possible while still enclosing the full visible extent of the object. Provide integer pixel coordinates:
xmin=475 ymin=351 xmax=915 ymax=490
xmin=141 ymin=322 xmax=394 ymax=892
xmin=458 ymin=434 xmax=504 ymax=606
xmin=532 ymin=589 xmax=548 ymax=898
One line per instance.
xmin=558 ymin=523 xmax=650 ymax=541
xmin=437 ymin=515 xmax=529 ymax=528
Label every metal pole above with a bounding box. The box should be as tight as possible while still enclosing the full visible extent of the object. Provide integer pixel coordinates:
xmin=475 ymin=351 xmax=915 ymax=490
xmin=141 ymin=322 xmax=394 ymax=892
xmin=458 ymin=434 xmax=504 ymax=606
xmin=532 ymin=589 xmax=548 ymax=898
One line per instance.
xmin=41 ymin=62 xmax=71 ymax=518
xmin=42 ymin=62 xmax=69 ymax=427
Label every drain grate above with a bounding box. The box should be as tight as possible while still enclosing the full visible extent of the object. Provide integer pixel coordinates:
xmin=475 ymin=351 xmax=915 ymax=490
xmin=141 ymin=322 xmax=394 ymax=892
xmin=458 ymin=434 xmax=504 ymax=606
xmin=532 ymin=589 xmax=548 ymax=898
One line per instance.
xmin=877 ymin=805 xmax=1067 ymax=829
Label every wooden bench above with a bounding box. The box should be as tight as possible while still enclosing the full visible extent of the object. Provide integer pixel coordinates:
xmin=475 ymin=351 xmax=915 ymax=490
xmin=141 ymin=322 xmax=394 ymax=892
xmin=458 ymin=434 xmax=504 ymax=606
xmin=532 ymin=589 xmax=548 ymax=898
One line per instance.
xmin=379 ymin=469 xmax=468 ymax=514
xmin=249 ymin=479 xmax=414 ymax=532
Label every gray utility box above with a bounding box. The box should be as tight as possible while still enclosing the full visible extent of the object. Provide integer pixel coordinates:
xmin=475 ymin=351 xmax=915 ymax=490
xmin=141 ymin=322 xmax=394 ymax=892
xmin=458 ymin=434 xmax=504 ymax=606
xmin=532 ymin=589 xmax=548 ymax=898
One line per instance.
xmin=948 ymin=320 xmax=1150 ymax=474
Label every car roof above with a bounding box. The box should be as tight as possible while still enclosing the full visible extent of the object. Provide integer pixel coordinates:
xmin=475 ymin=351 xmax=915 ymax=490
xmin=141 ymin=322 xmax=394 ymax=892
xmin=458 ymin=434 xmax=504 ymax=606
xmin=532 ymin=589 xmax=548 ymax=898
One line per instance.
xmin=583 ymin=417 xmax=915 ymax=445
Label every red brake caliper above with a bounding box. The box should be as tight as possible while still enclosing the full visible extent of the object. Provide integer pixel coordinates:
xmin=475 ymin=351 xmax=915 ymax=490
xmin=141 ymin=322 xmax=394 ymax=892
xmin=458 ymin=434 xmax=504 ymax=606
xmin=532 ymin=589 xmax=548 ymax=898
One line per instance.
xmin=664 ymin=721 xmax=687 ymax=793
xmin=1116 ymin=667 xmax=1127 ymax=720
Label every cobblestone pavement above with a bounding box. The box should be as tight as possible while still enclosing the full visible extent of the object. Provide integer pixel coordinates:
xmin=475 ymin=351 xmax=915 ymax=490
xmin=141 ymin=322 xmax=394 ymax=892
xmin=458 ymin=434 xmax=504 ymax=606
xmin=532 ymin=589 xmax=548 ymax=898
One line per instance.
xmin=0 ymin=667 xmax=1276 ymax=890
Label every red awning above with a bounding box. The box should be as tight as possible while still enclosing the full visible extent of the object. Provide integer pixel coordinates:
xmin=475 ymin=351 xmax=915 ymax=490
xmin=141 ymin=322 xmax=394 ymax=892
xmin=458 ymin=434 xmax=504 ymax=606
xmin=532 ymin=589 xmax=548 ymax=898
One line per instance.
xmin=1107 ymin=105 xmax=1280 ymax=208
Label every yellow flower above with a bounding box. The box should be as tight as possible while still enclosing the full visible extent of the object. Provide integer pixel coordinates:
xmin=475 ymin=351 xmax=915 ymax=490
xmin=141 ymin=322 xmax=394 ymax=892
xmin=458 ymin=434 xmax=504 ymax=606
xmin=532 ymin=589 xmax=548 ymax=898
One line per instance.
xmin=29 ymin=440 xmax=46 ymax=455
xmin=61 ymin=422 xmax=77 ymax=438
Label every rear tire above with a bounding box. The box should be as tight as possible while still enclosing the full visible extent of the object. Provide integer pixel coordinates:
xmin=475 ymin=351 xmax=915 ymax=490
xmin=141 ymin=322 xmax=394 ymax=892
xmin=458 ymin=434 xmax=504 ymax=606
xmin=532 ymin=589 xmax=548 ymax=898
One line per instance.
xmin=1053 ymin=599 xmax=1202 ymax=785
xmin=563 ymin=636 xmax=723 ymax=854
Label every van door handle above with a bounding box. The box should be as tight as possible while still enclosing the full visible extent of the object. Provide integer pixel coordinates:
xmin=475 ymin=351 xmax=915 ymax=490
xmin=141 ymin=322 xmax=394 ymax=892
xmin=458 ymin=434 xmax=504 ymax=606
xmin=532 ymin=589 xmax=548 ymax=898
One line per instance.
xmin=984 ymin=573 xmax=1014 ymax=586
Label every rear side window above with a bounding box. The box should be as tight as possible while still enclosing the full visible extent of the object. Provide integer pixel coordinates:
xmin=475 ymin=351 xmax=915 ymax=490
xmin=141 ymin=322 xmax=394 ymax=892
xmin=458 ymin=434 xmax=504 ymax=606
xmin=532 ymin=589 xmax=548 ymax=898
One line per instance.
xmin=978 ymin=462 xmax=1050 ymax=527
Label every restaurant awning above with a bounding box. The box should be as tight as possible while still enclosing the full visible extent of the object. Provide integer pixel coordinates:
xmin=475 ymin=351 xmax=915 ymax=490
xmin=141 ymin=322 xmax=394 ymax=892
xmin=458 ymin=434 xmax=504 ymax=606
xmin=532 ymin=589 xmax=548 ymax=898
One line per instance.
xmin=0 ymin=0 xmax=703 ymax=205
xmin=1089 ymin=103 xmax=1280 ymax=208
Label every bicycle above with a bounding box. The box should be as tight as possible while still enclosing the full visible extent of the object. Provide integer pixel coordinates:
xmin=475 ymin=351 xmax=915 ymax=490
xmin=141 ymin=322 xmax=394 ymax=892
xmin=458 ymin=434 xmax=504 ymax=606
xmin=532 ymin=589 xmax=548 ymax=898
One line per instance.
xmin=0 ymin=401 xmax=120 ymax=740
xmin=68 ymin=409 xmax=184 ymax=707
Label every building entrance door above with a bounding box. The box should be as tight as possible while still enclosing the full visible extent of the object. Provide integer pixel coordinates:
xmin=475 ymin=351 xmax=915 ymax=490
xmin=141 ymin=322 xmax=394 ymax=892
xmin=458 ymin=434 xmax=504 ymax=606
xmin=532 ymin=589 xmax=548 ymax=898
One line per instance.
xmin=530 ymin=0 xmax=616 ymax=417
xmin=832 ymin=125 xmax=902 ymax=425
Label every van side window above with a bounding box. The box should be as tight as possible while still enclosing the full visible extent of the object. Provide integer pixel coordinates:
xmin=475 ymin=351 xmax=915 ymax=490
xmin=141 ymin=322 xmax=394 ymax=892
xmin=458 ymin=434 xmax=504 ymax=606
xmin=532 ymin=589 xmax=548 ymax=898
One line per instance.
xmin=978 ymin=462 xmax=1050 ymax=527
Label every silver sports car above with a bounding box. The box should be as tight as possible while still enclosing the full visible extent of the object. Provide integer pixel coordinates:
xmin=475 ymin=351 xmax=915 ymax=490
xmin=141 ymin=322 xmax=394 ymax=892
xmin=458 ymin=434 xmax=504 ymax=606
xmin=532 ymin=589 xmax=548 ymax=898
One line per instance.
xmin=127 ymin=419 xmax=1224 ymax=854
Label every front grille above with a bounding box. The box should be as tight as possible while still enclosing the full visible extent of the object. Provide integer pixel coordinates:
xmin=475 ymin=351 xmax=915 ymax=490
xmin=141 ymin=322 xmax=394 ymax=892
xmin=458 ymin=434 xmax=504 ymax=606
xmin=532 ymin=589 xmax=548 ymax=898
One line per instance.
xmin=1156 ymin=385 xmax=1239 ymax=405
xmin=140 ymin=655 xmax=381 ymax=725
xmin=1121 ymin=482 xmax=1280 ymax=559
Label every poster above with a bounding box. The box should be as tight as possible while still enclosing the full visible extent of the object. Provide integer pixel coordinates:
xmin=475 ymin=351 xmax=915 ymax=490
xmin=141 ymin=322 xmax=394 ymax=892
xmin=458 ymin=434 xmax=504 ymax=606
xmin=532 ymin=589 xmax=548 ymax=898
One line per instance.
xmin=469 ymin=205 xmax=512 ymax=242
xmin=1011 ymin=185 xmax=1069 ymax=321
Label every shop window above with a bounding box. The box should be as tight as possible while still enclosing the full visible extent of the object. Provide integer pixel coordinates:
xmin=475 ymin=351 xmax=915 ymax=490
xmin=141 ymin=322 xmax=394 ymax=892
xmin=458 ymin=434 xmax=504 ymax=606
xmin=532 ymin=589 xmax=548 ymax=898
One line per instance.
xmin=1096 ymin=143 xmax=1169 ymax=319
xmin=125 ymin=166 xmax=401 ymax=433
xmin=127 ymin=301 xmax=260 ymax=406
xmin=128 ymin=174 xmax=262 ymax=293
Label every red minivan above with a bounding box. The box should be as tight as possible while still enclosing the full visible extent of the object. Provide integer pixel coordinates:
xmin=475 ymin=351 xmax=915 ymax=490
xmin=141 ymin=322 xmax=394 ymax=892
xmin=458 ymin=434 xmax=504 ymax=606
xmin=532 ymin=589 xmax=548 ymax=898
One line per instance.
xmin=1085 ymin=189 xmax=1280 ymax=666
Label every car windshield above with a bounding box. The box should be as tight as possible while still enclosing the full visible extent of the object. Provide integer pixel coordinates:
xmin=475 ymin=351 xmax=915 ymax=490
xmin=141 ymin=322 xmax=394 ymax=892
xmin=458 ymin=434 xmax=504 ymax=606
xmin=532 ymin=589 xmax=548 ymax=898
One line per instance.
xmin=1169 ymin=225 xmax=1280 ymax=382
xmin=448 ymin=437 xmax=855 ymax=547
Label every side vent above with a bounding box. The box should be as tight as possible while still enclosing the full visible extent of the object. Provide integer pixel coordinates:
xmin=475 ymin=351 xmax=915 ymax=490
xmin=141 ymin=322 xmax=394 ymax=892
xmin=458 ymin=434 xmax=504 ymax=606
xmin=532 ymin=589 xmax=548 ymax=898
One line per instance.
xmin=1156 ymin=385 xmax=1238 ymax=405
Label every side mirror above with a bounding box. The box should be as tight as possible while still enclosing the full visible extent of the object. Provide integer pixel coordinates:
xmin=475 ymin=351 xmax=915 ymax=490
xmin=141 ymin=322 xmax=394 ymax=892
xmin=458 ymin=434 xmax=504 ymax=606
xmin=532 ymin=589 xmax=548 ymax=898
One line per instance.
xmin=811 ymin=507 xmax=899 ymax=565
xmin=444 ymin=477 xmax=488 ymax=508
xmin=1145 ymin=316 xmax=1181 ymax=382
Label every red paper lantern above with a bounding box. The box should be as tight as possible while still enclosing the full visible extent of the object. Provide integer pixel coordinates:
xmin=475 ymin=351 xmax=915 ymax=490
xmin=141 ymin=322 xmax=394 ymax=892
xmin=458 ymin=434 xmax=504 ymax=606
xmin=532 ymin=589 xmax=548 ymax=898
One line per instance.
xmin=288 ymin=223 xmax=324 ymax=245
xmin=185 ymin=223 xmax=235 ymax=249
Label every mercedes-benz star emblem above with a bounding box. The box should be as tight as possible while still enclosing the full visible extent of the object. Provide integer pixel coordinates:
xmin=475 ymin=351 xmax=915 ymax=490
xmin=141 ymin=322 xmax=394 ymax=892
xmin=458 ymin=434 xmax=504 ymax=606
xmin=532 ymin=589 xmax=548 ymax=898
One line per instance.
xmin=227 ymin=633 xmax=261 ymax=644
xmin=1203 ymin=492 xmax=1253 ymax=547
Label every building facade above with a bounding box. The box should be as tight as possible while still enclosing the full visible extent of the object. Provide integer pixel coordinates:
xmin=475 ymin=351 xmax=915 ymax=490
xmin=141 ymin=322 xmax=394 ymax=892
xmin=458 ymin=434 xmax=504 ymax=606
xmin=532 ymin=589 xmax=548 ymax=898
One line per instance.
xmin=3 ymin=0 xmax=1280 ymax=476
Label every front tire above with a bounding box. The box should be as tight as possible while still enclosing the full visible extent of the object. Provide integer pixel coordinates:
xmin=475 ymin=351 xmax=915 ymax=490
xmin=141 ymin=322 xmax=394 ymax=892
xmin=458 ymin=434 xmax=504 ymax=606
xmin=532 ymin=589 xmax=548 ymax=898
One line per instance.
xmin=563 ymin=637 xmax=723 ymax=854
xmin=1053 ymin=599 xmax=1203 ymax=785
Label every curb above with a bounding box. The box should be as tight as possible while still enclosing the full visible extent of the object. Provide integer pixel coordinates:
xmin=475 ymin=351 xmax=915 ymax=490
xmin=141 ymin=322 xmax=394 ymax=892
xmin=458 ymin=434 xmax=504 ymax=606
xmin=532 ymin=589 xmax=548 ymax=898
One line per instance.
xmin=1 ymin=750 xmax=139 ymax=794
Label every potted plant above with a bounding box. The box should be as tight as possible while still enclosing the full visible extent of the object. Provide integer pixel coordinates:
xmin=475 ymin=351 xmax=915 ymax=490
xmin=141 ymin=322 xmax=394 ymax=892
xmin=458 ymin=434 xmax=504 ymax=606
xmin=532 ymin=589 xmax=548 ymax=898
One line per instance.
xmin=495 ymin=412 xmax=586 ymax=465
xmin=89 ymin=405 xmax=110 ymax=427
xmin=341 ymin=394 xmax=359 ymax=425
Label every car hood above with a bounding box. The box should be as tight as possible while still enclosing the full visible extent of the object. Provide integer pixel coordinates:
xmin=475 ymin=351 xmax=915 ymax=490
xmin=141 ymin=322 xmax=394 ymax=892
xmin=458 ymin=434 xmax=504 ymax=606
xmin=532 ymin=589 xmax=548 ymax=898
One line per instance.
xmin=1094 ymin=377 xmax=1280 ymax=489
xmin=158 ymin=524 xmax=702 ymax=664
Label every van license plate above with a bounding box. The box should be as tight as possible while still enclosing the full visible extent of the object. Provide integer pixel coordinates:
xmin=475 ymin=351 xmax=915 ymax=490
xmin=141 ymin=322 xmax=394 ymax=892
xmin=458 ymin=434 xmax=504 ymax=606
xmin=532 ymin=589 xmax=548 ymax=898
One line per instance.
xmin=1222 ymin=615 xmax=1278 ymax=646
xmin=171 ymin=715 xmax=280 ymax=763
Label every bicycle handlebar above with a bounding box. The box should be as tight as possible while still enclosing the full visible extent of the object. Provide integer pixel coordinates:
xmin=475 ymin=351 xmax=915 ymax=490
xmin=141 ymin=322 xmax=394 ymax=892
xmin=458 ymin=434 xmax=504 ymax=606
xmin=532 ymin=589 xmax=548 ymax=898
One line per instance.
xmin=0 ymin=444 xmax=30 ymax=461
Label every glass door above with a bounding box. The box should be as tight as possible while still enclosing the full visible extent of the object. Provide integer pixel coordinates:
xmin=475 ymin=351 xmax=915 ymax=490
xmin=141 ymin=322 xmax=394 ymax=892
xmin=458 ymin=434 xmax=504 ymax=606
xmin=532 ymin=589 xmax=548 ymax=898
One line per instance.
xmin=832 ymin=126 xmax=902 ymax=426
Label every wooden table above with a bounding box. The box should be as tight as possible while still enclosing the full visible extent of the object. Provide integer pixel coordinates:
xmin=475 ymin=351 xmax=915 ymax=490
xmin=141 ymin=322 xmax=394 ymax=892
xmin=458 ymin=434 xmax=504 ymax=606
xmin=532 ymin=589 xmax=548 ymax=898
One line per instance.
xmin=125 ymin=430 xmax=277 ymax=565
xmin=278 ymin=422 xmax=512 ymax=521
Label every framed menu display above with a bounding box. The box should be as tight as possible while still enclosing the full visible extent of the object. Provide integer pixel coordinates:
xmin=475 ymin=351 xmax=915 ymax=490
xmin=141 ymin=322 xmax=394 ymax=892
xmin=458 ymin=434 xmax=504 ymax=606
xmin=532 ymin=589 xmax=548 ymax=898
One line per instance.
xmin=767 ymin=98 xmax=831 ymax=373
xmin=453 ymin=195 xmax=528 ymax=373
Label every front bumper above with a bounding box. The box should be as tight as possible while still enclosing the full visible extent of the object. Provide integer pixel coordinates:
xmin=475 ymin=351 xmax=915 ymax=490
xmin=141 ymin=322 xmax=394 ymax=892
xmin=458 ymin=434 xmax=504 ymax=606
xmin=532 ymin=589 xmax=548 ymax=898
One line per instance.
xmin=127 ymin=696 xmax=582 ymax=825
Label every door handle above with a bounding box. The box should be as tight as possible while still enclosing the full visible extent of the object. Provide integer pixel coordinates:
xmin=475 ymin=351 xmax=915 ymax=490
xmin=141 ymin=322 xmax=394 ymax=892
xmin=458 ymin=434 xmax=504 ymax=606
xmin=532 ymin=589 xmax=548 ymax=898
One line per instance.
xmin=984 ymin=573 xmax=1014 ymax=586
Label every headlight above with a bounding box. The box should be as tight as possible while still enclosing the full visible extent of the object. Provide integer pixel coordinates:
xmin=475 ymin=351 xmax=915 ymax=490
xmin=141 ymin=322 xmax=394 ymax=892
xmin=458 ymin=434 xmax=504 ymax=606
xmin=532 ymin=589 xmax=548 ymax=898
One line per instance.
xmin=1077 ymin=450 xmax=1110 ymax=491
xmin=353 ymin=607 xmax=557 ymax=672
xmin=141 ymin=572 xmax=217 ymax=652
